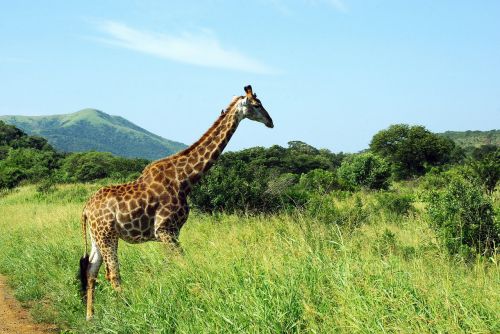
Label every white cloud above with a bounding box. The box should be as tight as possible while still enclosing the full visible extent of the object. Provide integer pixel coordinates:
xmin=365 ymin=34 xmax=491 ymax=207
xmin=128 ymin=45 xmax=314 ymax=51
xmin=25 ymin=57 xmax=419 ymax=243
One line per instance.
xmin=93 ymin=20 xmax=275 ymax=74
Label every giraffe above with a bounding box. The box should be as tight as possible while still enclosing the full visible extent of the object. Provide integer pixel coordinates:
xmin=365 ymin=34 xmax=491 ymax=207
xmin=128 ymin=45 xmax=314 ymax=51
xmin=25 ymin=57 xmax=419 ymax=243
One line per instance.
xmin=79 ymin=85 xmax=273 ymax=320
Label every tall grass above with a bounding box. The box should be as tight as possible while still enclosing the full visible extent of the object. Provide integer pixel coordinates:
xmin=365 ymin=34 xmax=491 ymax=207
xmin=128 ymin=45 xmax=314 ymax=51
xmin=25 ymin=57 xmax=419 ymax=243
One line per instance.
xmin=0 ymin=184 xmax=498 ymax=333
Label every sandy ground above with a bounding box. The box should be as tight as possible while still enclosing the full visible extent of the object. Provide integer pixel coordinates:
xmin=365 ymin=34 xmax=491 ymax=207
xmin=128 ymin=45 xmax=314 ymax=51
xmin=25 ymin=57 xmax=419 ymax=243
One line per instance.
xmin=0 ymin=275 xmax=57 ymax=334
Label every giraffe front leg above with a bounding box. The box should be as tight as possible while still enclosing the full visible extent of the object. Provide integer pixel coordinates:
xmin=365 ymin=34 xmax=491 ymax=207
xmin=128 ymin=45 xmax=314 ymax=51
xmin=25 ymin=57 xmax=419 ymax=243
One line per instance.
xmin=154 ymin=210 xmax=185 ymax=254
xmin=155 ymin=228 xmax=182 ymax=254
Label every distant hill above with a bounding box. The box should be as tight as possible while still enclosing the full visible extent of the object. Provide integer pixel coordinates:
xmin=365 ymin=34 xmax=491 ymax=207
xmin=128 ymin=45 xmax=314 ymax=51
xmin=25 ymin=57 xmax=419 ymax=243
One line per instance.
xmin=0 ymin=109 xmax=187 ymax=160
xmin=439 ymin=130 xmax=499 ymax=148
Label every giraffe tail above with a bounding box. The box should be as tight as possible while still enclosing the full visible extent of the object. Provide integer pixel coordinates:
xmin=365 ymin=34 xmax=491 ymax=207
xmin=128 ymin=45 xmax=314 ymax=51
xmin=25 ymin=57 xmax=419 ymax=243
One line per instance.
xmin=79 ymin=212 xmax=90 ymax=301
xmin=79 ymin=255 xmax=90 ymax=301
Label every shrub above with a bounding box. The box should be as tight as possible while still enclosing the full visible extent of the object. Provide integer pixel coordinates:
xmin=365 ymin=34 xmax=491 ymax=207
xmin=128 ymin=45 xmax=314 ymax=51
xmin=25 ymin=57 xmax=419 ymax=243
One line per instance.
xmin=369 ymin=124 xmax=460 ymax=179
xmin=425 ymin=176 xmax=499 ymax=256
xmin=375 ymin=191 xmax=414 ymax=217
xmin=373 ymin=229 xmax=398 ymax=256
xmin=468 ymin=149 xmax=499 ymax=194
xmin=298 ymin=169 xmax=339 ymax=194
xmin=0 ymin=166 xmax=25 ymax=189
xmin=417 ymin=168 xmax=451 ymax=191
xmin=36 ymin=178 xmax=57 ymax=194
xmin=306 ymin=193 xmax=368 ymax=228
xmin=0 ymin=148 xmax=59 ymax=189
xmin=190 ymin=162 xmax=276 ymax=213
xmin=372 ymin=228 xmax=416 ymax=260
xmin=266 ymin=173 xmax=309 ymax=210
xmin=337 ymin=153 xmax=390 ymax=190
xmin=58 ymin=152 xmax=148 ymax=183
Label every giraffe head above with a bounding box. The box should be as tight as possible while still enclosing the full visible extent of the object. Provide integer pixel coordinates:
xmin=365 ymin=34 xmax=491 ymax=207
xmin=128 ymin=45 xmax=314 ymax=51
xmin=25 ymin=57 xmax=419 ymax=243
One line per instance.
xmin=237 ymin=85 xmax=274 ymax=128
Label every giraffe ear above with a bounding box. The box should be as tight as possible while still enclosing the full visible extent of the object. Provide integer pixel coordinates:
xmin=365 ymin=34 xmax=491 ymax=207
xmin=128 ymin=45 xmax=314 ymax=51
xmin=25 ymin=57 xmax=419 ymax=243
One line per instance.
xmin=244 ymin=85 xmax=253 ymax=98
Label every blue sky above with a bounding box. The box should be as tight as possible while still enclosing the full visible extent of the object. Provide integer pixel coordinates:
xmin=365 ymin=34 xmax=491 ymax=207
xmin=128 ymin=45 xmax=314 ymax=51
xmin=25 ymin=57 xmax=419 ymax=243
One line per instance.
xmin=1 ymin=1 xmax=499 ymax=153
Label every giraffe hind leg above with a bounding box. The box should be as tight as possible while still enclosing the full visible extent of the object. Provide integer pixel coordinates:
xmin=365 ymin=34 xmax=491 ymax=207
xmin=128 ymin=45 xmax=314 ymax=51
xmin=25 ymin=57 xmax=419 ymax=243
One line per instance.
xmin=96 ymin=235 xmax=122 ymax=291
xmin=86 ymin=238 xmax=103 ymax=321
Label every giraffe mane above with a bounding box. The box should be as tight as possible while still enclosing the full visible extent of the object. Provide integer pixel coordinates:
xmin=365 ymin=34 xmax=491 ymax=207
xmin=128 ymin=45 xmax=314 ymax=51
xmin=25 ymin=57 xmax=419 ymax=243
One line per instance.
xmin=175 ymin=96 xmax=243 ymax=157
xmin=146 ymin=95 xmax=243 ymax=167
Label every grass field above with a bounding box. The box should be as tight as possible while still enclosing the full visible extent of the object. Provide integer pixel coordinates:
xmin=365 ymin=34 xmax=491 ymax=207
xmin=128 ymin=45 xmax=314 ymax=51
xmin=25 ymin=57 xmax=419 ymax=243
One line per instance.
xmin=0 ymin=184 xmax=498 ymax=333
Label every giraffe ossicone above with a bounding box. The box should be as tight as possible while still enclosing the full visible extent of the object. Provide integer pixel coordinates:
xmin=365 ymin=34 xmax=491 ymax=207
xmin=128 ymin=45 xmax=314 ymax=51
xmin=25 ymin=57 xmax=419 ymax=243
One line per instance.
xmin=79 ymin=85 xmax=273 ymax=320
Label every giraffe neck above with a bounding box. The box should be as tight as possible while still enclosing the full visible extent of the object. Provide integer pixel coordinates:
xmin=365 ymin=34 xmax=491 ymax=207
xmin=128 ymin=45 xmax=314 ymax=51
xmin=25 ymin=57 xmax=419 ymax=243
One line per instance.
xmin=176 ymin=98 xmax=242 ymax=185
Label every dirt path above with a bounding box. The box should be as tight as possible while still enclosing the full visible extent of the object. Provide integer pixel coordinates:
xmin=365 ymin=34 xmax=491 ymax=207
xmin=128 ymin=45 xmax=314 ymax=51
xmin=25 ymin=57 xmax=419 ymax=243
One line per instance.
xmin=0 ymin=275 xmax=57 ymax=334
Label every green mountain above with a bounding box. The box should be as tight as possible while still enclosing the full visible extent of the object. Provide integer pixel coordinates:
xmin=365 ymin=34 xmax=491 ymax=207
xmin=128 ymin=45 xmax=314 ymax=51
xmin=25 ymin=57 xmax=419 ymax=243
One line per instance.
xmin=439 ymin=129 xmax=500 ymax=148
xmin=0 ymin=109 xmax=187 ymax=160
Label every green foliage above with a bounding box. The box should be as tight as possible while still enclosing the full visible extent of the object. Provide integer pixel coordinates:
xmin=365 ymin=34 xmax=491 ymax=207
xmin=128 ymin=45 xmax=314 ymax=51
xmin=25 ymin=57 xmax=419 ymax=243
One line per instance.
xmin=470 ymin=144 xmax=498 ymax=160
xmin=440 ymin=129 xmax=500 ymax=148
xmin=467 ymin=149 xmax=500 ymax=193
xmin=36 ymin=177 xmax=57 ymax=194
xmin=373 ymin=228 xmax=399 ymax=255
xmin=58 ymin=151 xmax=149 ymax=183
xmin=425 ymin=175 xmax=499 ymax=256
xmin=190 ymin=162 xmax=269 ymax=213
xmin=0 ymin=121 xmax=60 ymax=189
xmin=306 ymin=192 xmax=368 ymax=228
xmin=59 ymin=152 xmax=113 ymax=182
xmin=1 ymin=120 xmax=152 ymax=188
xmin=372 ymin=228 xmax=416 ymax=260
xmin=370 ymin=124 xmax=460 ymax=179
xmin=266 ymin=173 xmax=309 ymax=209
xmin=417 ymin=168 xmax=452 ymax=191
xmin=375 ymin=191 xmax=414 ymax=217
xmin=337 ymin=152 xmax=391 ymax=190
xmin=191 ymin=142 xmax=346 ymax=213
xmin=218 ymin=142 xmax=345 ymax=175
xmin=0 ymin=120 xmax=25 ymax=146
xmin=298 ymin=169 xmax=339 ymax=193
xmin=0 ymin=166 xmax=25 ymax=189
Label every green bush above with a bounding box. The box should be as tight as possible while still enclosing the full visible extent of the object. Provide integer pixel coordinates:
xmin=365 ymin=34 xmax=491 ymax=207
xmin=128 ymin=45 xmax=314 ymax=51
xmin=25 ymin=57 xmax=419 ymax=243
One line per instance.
xmin=190 ymin=142 xmax=347 ymax=214
xmin=298 ymin=169 xmax=339 ymax=194
xmin=375 ymin=191 xmax=414 ymax=217
xmin=58 ymin=152 xmax=148 ymax=183
xmin=468 ymin=149 xmax=499 ymax=193
xmin=0 ymin=166 xmax=25 ymax=189
xmin=417 ymin=168 xmax=452 ymax=191
xmin=36 ymin=177 xmax=57 ymax=194
xmin=266 ymin=173 xmax=309 ymax=210
xmin=190 ymin=162 xmax=278 ymax=213
xmin=425 ymin=176 xmax=499 ymax=256
xmin=0 ymin=148 xmax=60 ymax=189
xmin=369 ymin=124 xmax=461 ymax=179
xmin=372 ymin=228 xmax=416 ymax=260
xmin=34 ymin=184 xmax=97 ymax=203
xmin=337 ymin=153 xmax=390 ymax=190
xmin=306 ymin=193 xmax=368 ymax=228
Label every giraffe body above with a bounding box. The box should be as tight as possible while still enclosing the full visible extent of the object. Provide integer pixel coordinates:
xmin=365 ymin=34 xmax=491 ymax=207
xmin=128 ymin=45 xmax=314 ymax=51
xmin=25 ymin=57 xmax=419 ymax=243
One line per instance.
xmin=80 ymin=86 xmax=273 ymax=320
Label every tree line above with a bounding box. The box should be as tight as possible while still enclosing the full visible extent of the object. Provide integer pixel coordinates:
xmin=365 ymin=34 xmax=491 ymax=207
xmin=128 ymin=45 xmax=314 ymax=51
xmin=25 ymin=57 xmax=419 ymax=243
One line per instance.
xmin=0 ymin=121 xmax=149 ymax=189
xmin=1 ymin=120 xmax=497 ymax=198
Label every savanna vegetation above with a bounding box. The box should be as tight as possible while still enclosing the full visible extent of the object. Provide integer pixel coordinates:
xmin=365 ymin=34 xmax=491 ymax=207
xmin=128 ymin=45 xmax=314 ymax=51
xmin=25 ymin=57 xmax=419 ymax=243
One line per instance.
xmin=0 ymin=120 xmax=499 ymax=333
